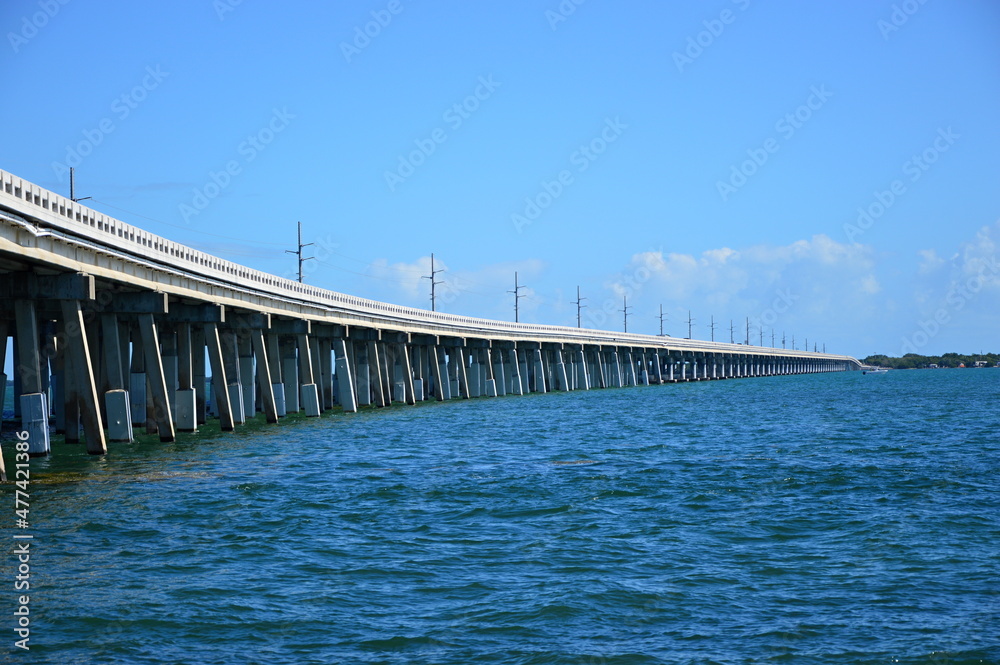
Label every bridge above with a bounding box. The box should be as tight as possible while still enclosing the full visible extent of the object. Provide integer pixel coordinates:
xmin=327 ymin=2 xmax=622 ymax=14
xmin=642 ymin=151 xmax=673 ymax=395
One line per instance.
xmin=0 ymin=167 xmax=862 ymax=461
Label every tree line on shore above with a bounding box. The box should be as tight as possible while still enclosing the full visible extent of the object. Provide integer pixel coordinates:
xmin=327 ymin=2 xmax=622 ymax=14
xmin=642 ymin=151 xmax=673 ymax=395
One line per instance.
xmin=863 ymin=352 xmax=998 ymax=369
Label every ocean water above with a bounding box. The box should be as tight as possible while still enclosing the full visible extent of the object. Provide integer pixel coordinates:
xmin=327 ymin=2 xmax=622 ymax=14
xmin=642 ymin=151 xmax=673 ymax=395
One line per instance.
xmin=2 ymin=369 xmax=998 ymax=664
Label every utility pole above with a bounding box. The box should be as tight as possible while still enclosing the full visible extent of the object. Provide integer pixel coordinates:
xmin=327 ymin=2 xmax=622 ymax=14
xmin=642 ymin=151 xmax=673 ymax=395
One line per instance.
xmin=620 ymin=296 xmax=632 ymax=333
xmin=422 ymin=253 xmax=444 ymax=311
xmin=745 ymin=317 xmax=750 ymax=346
xmin=69 ymin=168 xmax=91 ymax=203
xmin=657 ymin=304 xmax=668 ymax=336
xmin=805 ymin=337 xmax=809 ymax=353
xmin=508 ymin=272 xmax=524 ymax=323
xmin=759 ymin=326 xmax=764 ymax=347
xmin=782 ymin=331 xmax=786 ymax=349
xmin=729 ymin=320 xmax=735 ymax=344
xmin=791 ymin=335 xmax=795 ymax=351
xmin=687 ymin=310 xmax=694 ymax=339
xmin=771 ymin=329 xmax=776 ymax=348
xmin=709 ymin=315 xmax=716 ymax=342
xmin=572 ymin=286 xmax=586 ymax=328
xmin=823 ymin=343 xmax=826 ymax=353
xmin=285 ymin=221 xmax=314 ymax=283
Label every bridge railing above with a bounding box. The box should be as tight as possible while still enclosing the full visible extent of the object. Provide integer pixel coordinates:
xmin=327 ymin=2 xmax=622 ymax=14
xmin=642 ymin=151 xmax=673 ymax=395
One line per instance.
xmin=0 ymin=168 xmax=857 ymax=364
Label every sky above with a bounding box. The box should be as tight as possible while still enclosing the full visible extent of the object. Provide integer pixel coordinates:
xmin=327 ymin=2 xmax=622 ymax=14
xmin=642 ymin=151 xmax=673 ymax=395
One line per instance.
xmin=2 ymin=0 xmax=999 ymax=360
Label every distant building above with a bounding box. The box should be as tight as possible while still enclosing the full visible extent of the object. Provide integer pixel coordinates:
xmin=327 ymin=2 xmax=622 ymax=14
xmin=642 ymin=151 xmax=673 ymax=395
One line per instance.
xmin=974 ymin=360 xmax=988 ymax=368
xmin=929 ymin=364 xmax=939 ymax=368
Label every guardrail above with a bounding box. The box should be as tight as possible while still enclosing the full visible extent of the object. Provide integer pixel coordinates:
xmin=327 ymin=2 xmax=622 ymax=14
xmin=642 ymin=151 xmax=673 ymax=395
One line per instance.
xmin=0 ymin=168 xmax=859 ymax=365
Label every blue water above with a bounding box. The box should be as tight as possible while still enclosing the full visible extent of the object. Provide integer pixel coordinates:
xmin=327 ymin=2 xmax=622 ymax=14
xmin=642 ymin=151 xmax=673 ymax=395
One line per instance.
xmin=2 ymin=370 xmax=998 ymax=664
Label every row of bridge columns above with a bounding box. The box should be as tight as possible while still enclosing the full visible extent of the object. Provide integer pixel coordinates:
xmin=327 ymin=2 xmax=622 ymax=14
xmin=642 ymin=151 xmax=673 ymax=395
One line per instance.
xmin=0 ymin=274 xmax=851 ymax=459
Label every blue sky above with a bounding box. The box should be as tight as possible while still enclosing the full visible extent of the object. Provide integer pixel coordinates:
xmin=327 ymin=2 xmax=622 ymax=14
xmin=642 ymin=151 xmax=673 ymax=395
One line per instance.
xmin=2 ymin=0 xmax=999 ymax=359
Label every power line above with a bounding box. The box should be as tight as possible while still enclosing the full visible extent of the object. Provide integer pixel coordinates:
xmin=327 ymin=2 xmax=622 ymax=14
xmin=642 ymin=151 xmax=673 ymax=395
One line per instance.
xmin=284 ymin=221 xmax=314 ymax=283
xmin=422 ymin=253 xmax=444 ymax=311
xmin=572 ymin=286 xmax=587 ymax=328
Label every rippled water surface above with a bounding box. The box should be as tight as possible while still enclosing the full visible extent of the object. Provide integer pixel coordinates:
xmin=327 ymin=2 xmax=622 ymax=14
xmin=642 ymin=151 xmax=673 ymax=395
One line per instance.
xmin=2 ymin=369 xmax=998 ymax=664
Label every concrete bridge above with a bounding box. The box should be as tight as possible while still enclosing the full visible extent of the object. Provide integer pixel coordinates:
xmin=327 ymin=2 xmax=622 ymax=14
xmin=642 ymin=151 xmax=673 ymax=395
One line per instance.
xmin=0 ymin=167 xmax=862 ymax=460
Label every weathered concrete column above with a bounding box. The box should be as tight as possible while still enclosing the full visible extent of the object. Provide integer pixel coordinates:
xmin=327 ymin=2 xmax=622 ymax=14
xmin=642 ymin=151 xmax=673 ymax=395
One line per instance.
xmin=532 ymin=348 xmax=547 ymax=393
xmin=238 ymin=334 xmax=256 ymax=418
xmin=468 ymin=350 xmax=481 ymax=398
xmin=61 ymin=301 xmax=107 ymax=454
xmin=517 ymin=348 xmax=530 ymax=394
xmin=334 ymin=339 xmax=357 ymax=413
xmin=399 ymin=343 xmax=417 ymax=405
xmin=296 ymin=333 xmax=320 ymax=417
xmin=482 ymin=348 xmax=498 ymax=397
xmin=138 ymin=313 xmax=175 ymax=442
xmin=266 ymin=334 xmax=285 ymax=417
xmin=204 ymin=323 xmax=235 ymax=431
xmin=251 ymin=329 xmax=278 ymax=423
xmin=552 ymin=347 xmax=569 ymax=391
xmin=610 ymin=350 xmax=623 ymax=388
xmin=100 ymin=313 xmax=133 ymax=442
xmin=355 ymin=342 xmax=371 ymax=406
xmin=173 ymin=323 xmax=198 ymax=432
xmin=506 ymin=348 xmax=523 ymax=396
xmin=432 ymin=345 xmax=448 ymax=401
xmin=492 ymin=349 xmax=506 ymax=396
xmin=220 ymin=331 xmax=245 ymax=424
xmin=280 ymin=336 xmax=299 ymax=413
xmin=367 ymin=340 xmax=387 ymax=406
xmin=14 ymin=300 xmax=49 ymax=455
xmin=192 ymin=326 xmax=208 ymax=423
xmin=575 ymin=348 xmax=590 ymax=390
xmin=454 ymin=346 xmax=470 ymax=399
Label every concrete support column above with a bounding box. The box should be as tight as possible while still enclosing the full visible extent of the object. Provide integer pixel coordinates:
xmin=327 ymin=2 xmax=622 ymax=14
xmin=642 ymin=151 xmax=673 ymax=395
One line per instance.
xmin=431 ymin=346 xmax=448 ymax=401
xmin=553 ymin=348 xmax=569 ymax=391
xmin=296 ymin=334 xmax=320 ymax=417
xmin=252 ymin=330 xmax=278 ymax=423
xmin=518 ymin=349 xmax=530 ymax=394
xmin=267 ymin=334 xmax=285 ymax=417
xmin=280 ymin=337 xmax=299 ymax=413
xmin=136 ymin=314 xmax=175 ymax=441
xmin=205 ymin=323 xmax=235 ymax=431
xmin=492 ymin=349 xmax=506 ymax=397
xmin=528 ymin=348 xmax=544 ymax=393
xmin=355 ymin=342 xmax=371 ymax=406
xmin=573 ymin=349 xmax=589 ymax=390
xmin=100 ymin=313 xmax=133 ymax=442
xmin=238 ymin=334 xmax=256 ymax=419
xmin=220 ymin=331 xmax=245 ymax=424
xmin=368 ymin=340 xmax=387 ymax=407
xmin=14 ymin=300 xmax=49 ymax=455
xmin=61 ymin=301 xmax=107 ymax=455
xmin=334 ymin=339 xmax=357 ymax=413
xmin=508 ymin=348 xmax=523 ymax=395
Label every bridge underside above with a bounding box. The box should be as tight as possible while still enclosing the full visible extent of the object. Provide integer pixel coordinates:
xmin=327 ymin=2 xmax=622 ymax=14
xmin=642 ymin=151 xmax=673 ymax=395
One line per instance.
xmin=0 ymin=169 xmax=860 ymax=460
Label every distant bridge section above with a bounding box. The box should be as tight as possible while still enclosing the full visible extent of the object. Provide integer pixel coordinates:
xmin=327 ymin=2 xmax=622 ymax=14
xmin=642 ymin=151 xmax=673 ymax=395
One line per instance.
xmin=0 ymin=168 xmax=861 ymax=460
